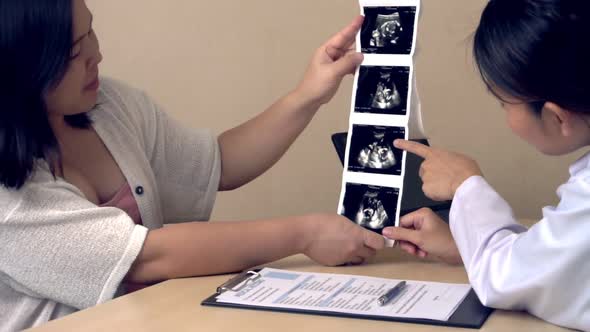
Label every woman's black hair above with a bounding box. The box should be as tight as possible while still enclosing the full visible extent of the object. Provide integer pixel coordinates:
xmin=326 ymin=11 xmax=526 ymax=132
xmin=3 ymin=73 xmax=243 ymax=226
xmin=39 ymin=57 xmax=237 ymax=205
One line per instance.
xmin=474 ymin=0 xmax=590 ymax=114
xmin=0 ymin=0 xmax=92 ymax=189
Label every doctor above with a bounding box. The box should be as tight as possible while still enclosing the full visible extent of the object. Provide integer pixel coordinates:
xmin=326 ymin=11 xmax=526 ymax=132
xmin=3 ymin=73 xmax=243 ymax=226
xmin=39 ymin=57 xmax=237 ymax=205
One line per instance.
xmin=384 ymin=0 xmax=590 ymax=331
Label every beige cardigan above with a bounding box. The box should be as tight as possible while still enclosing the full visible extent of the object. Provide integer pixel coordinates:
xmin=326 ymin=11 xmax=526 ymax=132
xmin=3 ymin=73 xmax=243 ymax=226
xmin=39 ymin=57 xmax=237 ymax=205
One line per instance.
xmin=0 ymin=77 xmax=221 ymax=331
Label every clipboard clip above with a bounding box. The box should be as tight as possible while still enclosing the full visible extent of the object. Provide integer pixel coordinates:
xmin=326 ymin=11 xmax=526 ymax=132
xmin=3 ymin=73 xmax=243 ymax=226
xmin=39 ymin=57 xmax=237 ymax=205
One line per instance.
xmin=217 ymin=271 xmax=261 ymax=294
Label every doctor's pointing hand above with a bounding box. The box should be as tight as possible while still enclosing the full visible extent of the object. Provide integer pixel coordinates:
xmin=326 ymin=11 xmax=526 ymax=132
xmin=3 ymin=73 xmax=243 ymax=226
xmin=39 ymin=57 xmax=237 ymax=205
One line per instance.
xmin=393 ymin=139 xmax=483 ymax=202
xmin=382 ymin=139 xmax=483 ymax=265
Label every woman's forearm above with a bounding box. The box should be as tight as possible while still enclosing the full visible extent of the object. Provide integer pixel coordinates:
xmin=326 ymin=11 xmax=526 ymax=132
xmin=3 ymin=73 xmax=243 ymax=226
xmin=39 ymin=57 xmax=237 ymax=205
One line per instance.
xmin=127 ymin=216 xmax=311 ymax=283
xmin=217 ymin=90 xmax=319 ymax=191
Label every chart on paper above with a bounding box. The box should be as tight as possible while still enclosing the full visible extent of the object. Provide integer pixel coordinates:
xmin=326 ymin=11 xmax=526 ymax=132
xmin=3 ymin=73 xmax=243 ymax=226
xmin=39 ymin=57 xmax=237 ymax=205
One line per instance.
xmin=215 ymin=268 xmax=471 ymax=322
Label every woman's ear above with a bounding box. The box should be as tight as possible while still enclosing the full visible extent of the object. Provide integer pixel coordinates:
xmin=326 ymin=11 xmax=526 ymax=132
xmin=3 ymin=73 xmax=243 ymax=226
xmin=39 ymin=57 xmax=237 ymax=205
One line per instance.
xmin=543 ymin=102 xmax=579 ymax=137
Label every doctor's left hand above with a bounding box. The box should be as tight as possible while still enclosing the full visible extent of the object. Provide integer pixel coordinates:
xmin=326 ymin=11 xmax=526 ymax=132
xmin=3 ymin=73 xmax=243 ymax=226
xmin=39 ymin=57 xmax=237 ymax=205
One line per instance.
xmin=295 ymin=16 xmax=365 ymax=108
xmin=383 ymin=208 xmax=462 ymax=265
xmin=394 ymin=140 xmax=483 ymax=201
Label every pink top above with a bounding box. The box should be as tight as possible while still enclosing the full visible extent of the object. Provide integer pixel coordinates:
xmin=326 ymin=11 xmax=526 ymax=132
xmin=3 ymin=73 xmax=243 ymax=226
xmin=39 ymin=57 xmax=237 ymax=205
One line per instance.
xmin=100 ymin=183 xmax=143 ymax=225
xmin=100 ymin=183 xmax=148 ymax=293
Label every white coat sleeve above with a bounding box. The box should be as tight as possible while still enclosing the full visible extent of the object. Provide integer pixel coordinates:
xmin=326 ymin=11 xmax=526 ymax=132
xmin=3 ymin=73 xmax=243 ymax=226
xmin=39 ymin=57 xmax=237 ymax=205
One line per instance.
xmin=450 ymin=176 xmax=590 ymax=331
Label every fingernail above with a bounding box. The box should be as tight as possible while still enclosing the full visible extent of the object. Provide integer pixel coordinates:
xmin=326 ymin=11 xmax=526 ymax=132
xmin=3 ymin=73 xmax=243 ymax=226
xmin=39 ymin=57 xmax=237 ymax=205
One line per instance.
xmin=382 ymin=228 xmax=392 ymax=236
xmin=394 ymin=139 xmax=401 ymax=147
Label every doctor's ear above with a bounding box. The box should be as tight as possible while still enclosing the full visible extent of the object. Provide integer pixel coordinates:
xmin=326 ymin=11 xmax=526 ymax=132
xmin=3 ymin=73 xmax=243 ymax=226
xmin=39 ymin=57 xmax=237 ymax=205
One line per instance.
xmin=543 ymin=102 xmax=583 ymax=137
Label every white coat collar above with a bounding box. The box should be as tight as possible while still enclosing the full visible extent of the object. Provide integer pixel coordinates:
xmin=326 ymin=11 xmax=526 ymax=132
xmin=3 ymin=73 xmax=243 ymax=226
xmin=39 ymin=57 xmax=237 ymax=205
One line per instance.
xmin=569 ymin=150 xmax=590 ymax=176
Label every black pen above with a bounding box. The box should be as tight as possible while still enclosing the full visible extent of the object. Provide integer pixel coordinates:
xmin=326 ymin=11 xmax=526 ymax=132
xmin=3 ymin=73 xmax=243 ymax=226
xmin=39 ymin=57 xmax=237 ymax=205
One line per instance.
xmin=377 ymin=281 xmax=407 ymax=306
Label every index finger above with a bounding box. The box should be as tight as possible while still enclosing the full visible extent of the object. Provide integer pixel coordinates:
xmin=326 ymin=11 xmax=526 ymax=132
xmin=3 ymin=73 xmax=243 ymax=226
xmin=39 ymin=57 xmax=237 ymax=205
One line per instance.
xmin=324 ymin=16 xmax=364 ymax=52
xmin=394 ymin=139 xmax=432 ymax=158
xmin=382 ymin=227 xmax=421 ymax=246
xmin=399 ymin=211 xmax=420 ymax=228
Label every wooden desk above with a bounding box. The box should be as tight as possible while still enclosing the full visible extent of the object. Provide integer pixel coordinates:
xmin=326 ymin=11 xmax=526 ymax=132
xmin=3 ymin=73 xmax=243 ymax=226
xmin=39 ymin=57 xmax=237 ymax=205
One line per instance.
xmin=32 ymin=222 xmax=570 ymax=332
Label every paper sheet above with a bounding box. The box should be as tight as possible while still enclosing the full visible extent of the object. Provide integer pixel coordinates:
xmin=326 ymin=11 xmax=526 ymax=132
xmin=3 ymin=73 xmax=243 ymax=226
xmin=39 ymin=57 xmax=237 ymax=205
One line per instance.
xmin=338 ymin=0 xmax=421 ymax=246
xmin=216 ymin=268 xmax=471 ymax=322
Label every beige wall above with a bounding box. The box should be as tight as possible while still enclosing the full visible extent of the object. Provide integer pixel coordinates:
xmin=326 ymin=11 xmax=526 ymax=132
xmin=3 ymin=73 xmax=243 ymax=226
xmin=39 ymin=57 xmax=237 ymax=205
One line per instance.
xmin=88 ymin=0 xmax=582 ymax=220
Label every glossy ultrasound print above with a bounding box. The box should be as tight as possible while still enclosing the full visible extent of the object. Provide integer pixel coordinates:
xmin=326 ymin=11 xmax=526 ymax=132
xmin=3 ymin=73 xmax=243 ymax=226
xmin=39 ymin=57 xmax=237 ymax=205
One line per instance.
xmin=360 ymin=6 xmax=417 ymax=55
xmin=341 ymin=183 xmax=399 ymax=232
xmin=348 ymin=125 xmax=404 ymax=176
xmin=355 ymin=66 xmax=410 ymax=115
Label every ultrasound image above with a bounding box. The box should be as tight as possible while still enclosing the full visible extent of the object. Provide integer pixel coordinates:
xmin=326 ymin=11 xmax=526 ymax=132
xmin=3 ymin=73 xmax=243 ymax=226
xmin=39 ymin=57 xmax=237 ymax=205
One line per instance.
xmin=341 ymin=183 xmax=399 ymax=232
xmin=348 ymin=125 xmax=405 ymax=176
xmin=361 ymin=6 xmax=417 ymax=55
xmin=355 ymin=65 xmax=410 ymax=115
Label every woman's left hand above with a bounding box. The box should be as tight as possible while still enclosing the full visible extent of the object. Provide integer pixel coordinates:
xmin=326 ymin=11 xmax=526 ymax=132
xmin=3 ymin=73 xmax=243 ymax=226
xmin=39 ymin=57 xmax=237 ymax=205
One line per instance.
xmin=295 ymin=16 xmax=365 ymax=107
xmin=394 ymin=139 xmax=483 ymax=201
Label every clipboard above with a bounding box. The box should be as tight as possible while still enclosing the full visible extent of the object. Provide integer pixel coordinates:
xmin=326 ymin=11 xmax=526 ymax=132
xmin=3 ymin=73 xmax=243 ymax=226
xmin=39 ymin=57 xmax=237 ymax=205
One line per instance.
xmin=202 ymin=270 xmax=494 ymax=329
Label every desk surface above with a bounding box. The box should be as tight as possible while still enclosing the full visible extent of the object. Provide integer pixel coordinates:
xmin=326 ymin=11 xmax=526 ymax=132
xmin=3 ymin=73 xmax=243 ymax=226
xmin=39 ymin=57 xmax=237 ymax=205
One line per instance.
xmin=32 ymin=221 xmax=570 ymax=332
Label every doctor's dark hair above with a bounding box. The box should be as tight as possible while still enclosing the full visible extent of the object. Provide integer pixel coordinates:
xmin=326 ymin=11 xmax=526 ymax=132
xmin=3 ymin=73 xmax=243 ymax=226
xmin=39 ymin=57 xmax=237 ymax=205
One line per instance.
xmin=473 ymin=0 xmax=590 ymax=114
xmin=0 ymin=0 xmax=91 ymax=189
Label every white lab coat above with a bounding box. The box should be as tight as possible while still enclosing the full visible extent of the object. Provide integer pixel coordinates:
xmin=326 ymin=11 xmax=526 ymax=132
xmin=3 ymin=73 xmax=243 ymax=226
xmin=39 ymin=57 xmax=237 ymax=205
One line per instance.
xmin=450 ymin=153 xmax=590 ymax=331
